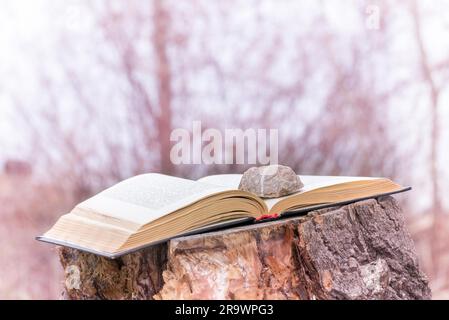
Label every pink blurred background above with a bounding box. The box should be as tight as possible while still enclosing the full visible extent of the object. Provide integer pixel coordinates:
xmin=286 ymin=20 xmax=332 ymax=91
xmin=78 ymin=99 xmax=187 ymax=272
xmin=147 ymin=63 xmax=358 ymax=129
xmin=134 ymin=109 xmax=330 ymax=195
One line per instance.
xmin=1 ymin=0 xmax=449 ymax=299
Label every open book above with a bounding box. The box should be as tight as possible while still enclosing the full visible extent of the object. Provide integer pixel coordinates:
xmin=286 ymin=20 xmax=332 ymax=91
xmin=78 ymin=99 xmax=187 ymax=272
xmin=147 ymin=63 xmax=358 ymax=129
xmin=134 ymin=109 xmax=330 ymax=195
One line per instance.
xmin=38 ymin=173 xmax=410 ymax=258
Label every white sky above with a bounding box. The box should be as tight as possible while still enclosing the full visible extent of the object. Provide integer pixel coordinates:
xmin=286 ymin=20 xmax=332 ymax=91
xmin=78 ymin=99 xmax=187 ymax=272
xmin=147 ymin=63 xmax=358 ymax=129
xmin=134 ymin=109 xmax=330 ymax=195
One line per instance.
xmin=0 ymin=0 xmax=448 ymax=212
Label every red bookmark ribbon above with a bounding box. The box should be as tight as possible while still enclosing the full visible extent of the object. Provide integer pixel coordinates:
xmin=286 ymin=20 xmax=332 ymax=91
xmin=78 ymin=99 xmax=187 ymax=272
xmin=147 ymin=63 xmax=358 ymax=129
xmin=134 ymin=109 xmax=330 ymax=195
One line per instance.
xmin=255 ymin=213 xmax=279 ymax=222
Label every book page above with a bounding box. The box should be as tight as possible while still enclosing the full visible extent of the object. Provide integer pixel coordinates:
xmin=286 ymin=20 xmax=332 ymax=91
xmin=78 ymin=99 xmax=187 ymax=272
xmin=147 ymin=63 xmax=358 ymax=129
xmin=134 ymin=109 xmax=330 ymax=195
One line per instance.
xmin=199 ymin=174 xmax=380 ymax=210
xmin=198 ymin=174 xmax=243 ymax=189
xmin=198 ymin=174 xmax=377 ymax=190
xmin=77 ymin=173 xmax=230 ymax=225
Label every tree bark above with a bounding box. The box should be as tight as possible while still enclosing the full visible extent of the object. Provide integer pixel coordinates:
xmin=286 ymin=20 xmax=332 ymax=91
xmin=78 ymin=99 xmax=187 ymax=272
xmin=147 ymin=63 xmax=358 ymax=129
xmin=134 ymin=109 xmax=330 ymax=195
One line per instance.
xmin=59 ymin=196 xmax=431 ymax=300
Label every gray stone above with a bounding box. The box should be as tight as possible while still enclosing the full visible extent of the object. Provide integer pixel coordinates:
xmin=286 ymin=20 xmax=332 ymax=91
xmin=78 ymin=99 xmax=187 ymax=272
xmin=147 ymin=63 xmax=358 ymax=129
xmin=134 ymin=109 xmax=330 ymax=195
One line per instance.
xmin=238 ymin=165 xmax=304 ymax=198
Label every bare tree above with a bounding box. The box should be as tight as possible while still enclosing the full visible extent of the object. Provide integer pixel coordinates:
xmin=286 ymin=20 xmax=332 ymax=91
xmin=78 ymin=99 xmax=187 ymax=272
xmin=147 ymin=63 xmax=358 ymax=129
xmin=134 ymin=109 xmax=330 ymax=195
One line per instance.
xmin=410 ymin=0 xmax=446 ymax=280
xmin=153 ymin=0 xmax=175 ymax=174
xmin=411 ymin=1 xmax=442 ymax=214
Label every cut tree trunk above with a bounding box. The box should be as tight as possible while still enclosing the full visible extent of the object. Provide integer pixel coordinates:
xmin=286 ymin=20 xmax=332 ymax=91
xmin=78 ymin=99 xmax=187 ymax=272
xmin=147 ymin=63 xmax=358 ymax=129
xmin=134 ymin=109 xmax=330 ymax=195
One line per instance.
xmin=58 ymin=196 xmax=431 ymax=300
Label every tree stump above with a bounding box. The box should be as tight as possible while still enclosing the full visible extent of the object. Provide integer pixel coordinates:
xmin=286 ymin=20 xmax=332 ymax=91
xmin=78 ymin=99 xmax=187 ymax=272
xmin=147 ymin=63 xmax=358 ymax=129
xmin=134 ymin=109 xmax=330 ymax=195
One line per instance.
xmin=58 ymin=196 xmax=431 ymax=300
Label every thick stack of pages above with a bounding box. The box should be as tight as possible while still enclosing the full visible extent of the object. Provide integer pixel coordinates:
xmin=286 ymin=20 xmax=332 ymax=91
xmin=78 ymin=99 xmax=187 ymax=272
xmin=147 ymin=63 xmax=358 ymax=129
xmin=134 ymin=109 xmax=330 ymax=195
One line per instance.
xmin=38 ymin=173 xmax=409 ymax=258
